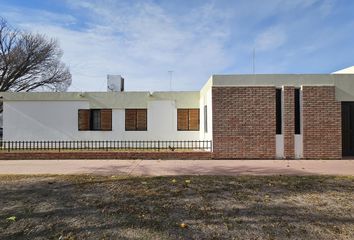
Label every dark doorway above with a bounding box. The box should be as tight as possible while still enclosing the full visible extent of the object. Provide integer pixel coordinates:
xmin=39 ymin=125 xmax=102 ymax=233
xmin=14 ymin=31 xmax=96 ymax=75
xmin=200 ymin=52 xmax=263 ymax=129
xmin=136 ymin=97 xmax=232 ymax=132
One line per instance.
xmin=342 ymin=102 xmax=354 ymax=156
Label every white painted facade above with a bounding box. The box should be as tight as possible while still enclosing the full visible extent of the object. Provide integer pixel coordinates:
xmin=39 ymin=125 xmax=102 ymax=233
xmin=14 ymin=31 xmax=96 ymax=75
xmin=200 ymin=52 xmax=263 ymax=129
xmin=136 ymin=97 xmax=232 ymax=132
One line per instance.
xmin=275 ymin=135 xmax=284 ymax=158
xmin=199 ymin=77 xmax=213 ymax=142
xmin=4 ymin=101 xmax=88 ymax=141
xmin=3 ymin=99 xmax=200 ymax=141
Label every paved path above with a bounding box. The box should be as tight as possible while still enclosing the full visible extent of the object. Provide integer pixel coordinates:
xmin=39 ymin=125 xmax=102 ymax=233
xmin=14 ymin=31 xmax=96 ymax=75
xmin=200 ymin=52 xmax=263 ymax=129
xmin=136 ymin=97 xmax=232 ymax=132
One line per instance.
xmin=0 ymin=159 xmax=353 ymax=176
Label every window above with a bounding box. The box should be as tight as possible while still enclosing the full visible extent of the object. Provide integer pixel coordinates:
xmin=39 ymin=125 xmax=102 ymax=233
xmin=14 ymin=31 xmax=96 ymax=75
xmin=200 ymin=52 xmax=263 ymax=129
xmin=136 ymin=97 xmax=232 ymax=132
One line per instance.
xmin=125 ymin=109 xmax=147 ymax=131
xmin=204 ymin=105 xmax=208 ymax=133
xmin=78 ymin=109 xmax=112 ymax=131
xmin=295 ymin=88 xmax=301 ymax=134
xmin=276 ymin=88 xmax=282 ymax=134
xmin=177 ymin=108 xmax=199 ymax=131
xmin=91 ymin=109 xmax=101 ymax=130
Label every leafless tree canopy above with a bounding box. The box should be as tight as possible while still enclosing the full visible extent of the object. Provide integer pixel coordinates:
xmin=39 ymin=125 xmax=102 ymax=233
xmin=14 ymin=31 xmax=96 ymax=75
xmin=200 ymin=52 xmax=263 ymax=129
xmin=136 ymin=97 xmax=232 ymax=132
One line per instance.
xmin=0 ymin=17 xmax=71 ymax=92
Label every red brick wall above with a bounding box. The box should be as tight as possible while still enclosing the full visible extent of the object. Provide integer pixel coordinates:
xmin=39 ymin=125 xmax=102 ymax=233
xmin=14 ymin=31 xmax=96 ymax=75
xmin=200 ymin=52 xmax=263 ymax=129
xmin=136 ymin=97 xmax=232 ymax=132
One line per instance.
xmin=302 ymin=86 xmax=341 ymax=159
xmin=283 ymin=86 xmax=295 ymax=159
xmin=212 ymin=86 xmax=276 ymax=159
xmin=0 ymin=151 xmax=211 ymax=160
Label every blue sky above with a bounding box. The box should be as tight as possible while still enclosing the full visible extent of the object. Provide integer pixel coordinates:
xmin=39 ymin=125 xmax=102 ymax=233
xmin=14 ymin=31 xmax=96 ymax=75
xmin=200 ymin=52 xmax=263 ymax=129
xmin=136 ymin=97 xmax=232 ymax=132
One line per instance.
xmin=1 ymin=0 xmax=354 ymax=91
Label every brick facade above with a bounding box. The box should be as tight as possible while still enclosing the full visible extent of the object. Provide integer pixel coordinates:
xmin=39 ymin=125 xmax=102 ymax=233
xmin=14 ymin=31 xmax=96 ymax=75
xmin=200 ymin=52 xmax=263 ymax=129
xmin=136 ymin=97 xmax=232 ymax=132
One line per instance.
xmin=0 ymin=151 xmax=211 ymax=160
xmin=212 ymin=86 xmax=276 ymax=159
xmin=283 ymin=86 xmax=295 ymax=158
xmin=302 ymin=86 xmax=341 ymax=159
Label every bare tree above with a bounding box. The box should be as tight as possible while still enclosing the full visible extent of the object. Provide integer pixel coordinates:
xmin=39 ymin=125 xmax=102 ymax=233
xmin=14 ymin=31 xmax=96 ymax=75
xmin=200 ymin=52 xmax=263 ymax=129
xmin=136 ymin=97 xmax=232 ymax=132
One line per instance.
xmin=0 ymin=17 xmax=71 ymax=93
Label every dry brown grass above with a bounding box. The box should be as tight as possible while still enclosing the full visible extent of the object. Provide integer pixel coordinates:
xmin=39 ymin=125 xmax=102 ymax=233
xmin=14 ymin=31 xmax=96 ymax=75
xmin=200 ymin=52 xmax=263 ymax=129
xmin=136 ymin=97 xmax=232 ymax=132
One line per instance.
xmin=0 ymin=175 xmax=353 ymax=239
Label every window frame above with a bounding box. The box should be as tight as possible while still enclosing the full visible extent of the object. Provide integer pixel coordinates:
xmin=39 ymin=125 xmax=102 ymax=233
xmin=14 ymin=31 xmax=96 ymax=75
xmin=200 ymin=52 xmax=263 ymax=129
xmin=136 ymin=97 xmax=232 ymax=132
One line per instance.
xmin=125 ymin=109 xmax=148 ymax=131
xmin=78 ymin=109 xmax=112 ymax=131
xmin=177 ymin=108 xmax=200 ymax=131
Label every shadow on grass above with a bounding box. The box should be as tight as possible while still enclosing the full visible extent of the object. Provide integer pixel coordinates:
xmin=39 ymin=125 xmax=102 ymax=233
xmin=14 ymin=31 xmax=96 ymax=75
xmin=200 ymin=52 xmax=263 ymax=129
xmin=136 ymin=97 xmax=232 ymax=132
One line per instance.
xmin=84 ymin=162 xmax=314 ymax=176
xmin=0 ymin=175 xmax=353 ymax=239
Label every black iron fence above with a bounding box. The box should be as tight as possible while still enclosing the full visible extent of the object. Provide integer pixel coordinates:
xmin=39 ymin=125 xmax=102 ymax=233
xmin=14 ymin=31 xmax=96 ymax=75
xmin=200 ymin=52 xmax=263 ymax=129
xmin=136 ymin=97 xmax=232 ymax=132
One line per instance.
xmin=0 ymin=140 xmax=212 ymax=152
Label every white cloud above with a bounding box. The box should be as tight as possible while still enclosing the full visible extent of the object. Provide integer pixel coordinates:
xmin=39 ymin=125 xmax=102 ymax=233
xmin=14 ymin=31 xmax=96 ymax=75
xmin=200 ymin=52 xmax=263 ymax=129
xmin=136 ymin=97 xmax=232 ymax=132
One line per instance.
xmin=255 ymin=26 xmax=287 ymax=51
xmin=2 ymin=7 xmax=76 ymax=27
xmin=283 ymin=0 xmax=318 ymax=8
xmin=3 ymin=1 xmax=233 ymax=92
xmin=2 ymin=0 xmax=349 ymax=88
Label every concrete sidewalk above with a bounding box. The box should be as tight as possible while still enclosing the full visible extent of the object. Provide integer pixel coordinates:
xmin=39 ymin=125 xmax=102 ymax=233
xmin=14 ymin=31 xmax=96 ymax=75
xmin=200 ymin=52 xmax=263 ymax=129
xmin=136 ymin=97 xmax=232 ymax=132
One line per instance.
xmin=0 ymin=159 xmax=353 ymax=176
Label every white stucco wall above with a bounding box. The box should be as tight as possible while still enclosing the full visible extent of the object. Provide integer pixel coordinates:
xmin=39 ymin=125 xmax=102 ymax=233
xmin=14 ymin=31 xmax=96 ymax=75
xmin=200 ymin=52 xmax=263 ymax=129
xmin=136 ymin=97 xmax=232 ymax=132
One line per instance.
xmin=276 ymin=135 xmax=284 ymax=158
xmin=199 ymin=78 xmax=213 ymax=142
xmin=4 ymin=101 xmax=89 ymax=141
xmin=294 ymin=135 xmax=303 ymax=159
xmin=332 ymin=66 xmax=354 ymax=74
xmin=3 ymin=100 xmax=200 ymax=141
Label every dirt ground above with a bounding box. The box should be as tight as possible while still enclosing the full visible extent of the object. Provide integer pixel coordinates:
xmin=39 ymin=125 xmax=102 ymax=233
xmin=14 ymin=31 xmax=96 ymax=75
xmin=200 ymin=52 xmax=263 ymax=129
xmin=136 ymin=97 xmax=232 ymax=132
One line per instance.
xmin=0 ymin=175 xmax=353 ymax=240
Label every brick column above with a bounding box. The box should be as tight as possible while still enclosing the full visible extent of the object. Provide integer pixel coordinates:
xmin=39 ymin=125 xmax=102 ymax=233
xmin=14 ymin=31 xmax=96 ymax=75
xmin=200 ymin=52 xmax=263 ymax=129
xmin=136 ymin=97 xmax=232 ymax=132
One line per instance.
xmin=283 ymin=86 xmax=295 ymax=159
xmin=302 ymin=86 xmax=341 ymax=159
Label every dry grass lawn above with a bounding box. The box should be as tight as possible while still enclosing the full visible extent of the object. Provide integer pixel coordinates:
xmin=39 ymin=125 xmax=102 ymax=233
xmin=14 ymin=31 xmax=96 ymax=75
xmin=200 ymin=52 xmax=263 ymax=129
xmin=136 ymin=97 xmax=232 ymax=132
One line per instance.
xmin=0 ymin=175 xmax=353 ymax=240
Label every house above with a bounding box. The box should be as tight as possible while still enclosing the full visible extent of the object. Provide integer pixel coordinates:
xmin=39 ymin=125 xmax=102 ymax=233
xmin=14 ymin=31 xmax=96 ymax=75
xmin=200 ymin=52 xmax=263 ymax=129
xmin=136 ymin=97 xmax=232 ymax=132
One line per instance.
xmin=2 ymin=67 xmax=354 ymax=159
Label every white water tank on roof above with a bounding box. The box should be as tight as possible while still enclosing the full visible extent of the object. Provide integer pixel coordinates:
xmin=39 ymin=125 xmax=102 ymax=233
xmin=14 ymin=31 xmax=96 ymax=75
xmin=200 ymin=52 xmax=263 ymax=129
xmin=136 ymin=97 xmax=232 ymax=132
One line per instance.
xmin=107 ymin=75 xmax=124 ymax=92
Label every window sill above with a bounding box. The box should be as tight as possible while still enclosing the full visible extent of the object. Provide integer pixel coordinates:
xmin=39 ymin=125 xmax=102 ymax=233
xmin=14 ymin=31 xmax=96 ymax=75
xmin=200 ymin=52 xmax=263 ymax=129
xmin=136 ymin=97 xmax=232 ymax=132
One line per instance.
xmin=125 ymin=130 xmax=148 ymax=131
xmin=78 ymin=130 xmax=112 ymax=131
xmin=177 ymin=130 xmax=200 ymax=131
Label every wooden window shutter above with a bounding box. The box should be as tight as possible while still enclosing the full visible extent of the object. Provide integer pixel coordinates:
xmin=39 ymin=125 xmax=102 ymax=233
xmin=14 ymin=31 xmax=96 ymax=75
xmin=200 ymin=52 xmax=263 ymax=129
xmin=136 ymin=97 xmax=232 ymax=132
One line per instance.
xmin=100 ymin=109 xmax=112 ymax=131
xmin=136 ymin=109 xmax=147 ymax=130
xmin=189 ymin=109 xmax=200 ymax=131
xmin=78 ymin=109 xmax=90 ymax=131
xmin=125 ymin=109 xmax=137 ymax=130
xmin=177 ymin=109 xmax=189 ymax=130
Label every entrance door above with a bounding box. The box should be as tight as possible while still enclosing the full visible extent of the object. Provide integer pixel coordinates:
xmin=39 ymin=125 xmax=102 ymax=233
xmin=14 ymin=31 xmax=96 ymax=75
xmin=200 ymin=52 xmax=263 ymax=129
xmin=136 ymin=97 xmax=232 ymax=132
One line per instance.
xmin=342 ymin=102 xmax=354 ymax=156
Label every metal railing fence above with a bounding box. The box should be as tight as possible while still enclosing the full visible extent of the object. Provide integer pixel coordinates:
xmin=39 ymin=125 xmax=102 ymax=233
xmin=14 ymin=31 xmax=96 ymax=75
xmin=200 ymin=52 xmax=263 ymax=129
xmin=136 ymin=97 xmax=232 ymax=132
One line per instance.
xmin=0 ymin=140 xmax=212 ymax=152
